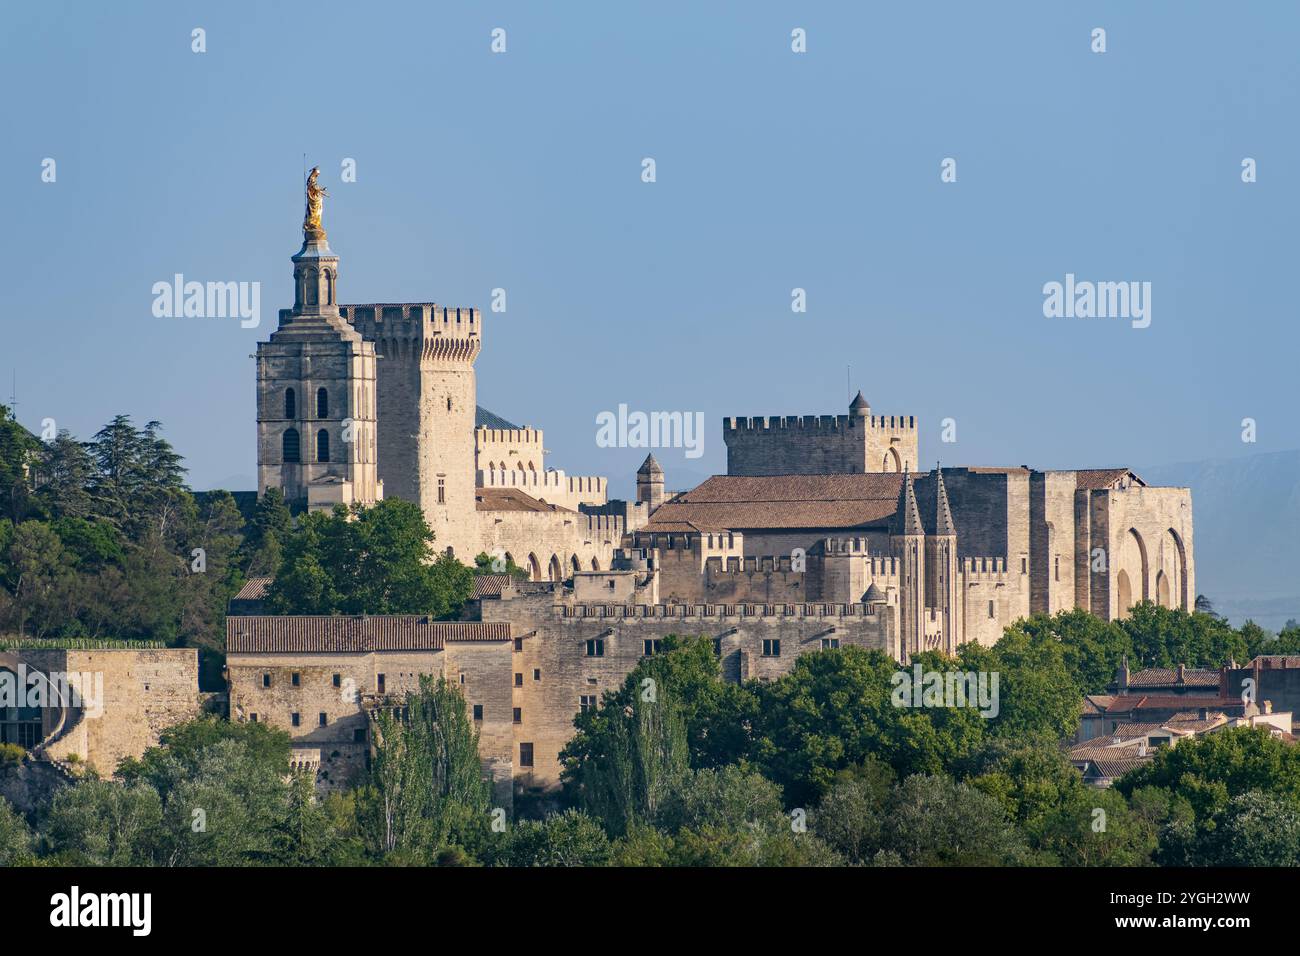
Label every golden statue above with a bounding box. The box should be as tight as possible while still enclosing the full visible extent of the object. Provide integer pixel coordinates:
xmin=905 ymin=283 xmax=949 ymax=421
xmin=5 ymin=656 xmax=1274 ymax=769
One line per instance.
xmin=303 ymin=166 xmax=329 ymax=240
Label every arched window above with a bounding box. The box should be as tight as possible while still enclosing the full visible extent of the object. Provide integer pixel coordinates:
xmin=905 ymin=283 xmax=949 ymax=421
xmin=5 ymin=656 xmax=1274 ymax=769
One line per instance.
xmin=316 ymin=429 xmax=330 ymax=462
xmin=316 ymin=388 xmax=329 ymax=418
xmin=282 ymin=428 xmax=300 ymax=463
xmin=284 ymin=388 xmax=296 ymax=419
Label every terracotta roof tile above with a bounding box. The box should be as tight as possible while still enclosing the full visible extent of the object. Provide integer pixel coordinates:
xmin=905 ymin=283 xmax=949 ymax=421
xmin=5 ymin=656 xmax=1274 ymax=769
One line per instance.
xmin=645 ymin=473 xmax=904 ymax=532
xmin=475 ymin=487 xmax=574 ymax=513
xmin=234 ymin=576 xmax=273 ymax=600
xmin=471 ymin=574 xmax=511 ymax=599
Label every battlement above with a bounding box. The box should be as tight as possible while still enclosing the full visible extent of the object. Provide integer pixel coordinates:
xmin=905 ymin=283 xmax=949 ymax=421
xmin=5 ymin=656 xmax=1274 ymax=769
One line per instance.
xmin=705 ymin=555 xmax=804 ymax=574
xmin=477 ymin=469 xmax=608 ymax=509
xmin=962 ymin=557 xmax=1007 ymax=576
xmin=557 ymin=601 xmax=882 ymax=620
xmin=823 ymin=536 xmax=874 ymax=556
xmin=476 ymin=428 xmax=543 ymax=446
xmin=632 ymin=531 xmax=742 ymax=553
xmin=725 ymin=414 xmax=916 ymax=432
xmin=584 ymin=514 xmax=625 ymax=538
xmin=339 ymin=303 xmax=482 ymax=363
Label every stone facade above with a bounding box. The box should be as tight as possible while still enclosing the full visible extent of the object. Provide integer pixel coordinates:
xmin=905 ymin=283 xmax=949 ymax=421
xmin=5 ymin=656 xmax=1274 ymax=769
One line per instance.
xmin=0 ymin=646 xmax=200 ymax=778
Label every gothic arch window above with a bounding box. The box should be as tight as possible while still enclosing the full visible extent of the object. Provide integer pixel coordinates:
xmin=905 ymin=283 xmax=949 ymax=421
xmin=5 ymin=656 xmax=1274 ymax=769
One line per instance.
xmin=284 ymin=387 xmax=296 ymax=419
xmin=316 ymin=429 xmax=330 ymax=462
xmin=591 ymin=557 xmax=600 ymax=571
xmin=317 ymin=388 xmax=329 ymax=418
xmin=305 ymin=268 xmax=319 ymax=307
xmin=283 ymin=428 xmax=300 ymax=463
xmin=325 ymin=269 xmax=335 ymax=304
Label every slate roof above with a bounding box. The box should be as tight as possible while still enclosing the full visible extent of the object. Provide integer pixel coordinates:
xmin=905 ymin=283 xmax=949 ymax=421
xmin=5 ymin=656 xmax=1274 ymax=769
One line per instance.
xmin=227 ymin=616 xmax=510 ymax=653
xmin=475 ymin=406 xmax=522 ymax=431
xmin=644 ymin=473 xmax=905 ymax=532
xmin=475 ymin=487 xmax=575 ymax=513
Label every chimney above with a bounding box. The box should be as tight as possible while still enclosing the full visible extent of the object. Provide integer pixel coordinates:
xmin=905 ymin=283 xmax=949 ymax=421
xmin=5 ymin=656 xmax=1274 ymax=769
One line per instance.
xmin=1177 ymin=663 xmax=1186 ymax=684
xmin=1117 ymin=655 xmax=1130 ymax=692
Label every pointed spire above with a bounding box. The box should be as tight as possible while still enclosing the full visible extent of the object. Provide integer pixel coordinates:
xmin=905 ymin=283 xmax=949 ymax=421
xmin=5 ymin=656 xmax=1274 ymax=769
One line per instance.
xmin=934 ymin=464 xmax=955 ymax=536
xmin=637 ymin=453 xmax=663 ymax=476
xmin=849 ymin=391 xmax=870 ymax=417
xmin=894 ymin=466 xmax=924 ymax=536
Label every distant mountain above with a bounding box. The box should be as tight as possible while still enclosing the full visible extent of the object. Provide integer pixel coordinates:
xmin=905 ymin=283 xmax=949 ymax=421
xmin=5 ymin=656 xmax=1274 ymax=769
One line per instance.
xmin=1139 ymin=450 xmax=1300 ymax=630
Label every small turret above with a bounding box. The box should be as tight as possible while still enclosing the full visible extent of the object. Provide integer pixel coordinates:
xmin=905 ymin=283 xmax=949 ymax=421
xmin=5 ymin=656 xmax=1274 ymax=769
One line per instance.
xmin=637 ymin=453 xmax=665 ymax=511
xmin=934 ymin=465 xmax=956 ymax=537
xmin=893 ymin=467 xmax=924 ymax=537
xmin=849 ymin=391 xmax=871 ymax=418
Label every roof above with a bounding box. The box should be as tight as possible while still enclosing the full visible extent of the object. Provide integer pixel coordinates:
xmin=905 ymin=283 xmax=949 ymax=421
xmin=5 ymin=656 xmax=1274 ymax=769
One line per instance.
xmin=475 ymin=406 xmax=522 ymax=431
xmin=227 ymin=616 xmax=510 ymax=654
xmin=233 ymin=576 xmax=273 ymax=601
xmin=644 ymin=473 xmax=905 ymax=532
xmin=471 ymin=574 xmax=511 ymax=599
xmin=1075 ymin=468 xmax=1146 ymax=490
xmin=1126 ymin=667 xmax=1220 ymax=688
xmin=893 ymin=470 xmax=925 ymax=536
xmin=1103 ymin=694 xmax=1241 ymax=714
xmin=475 ymin=487 xmax=574 ymax=513
xmin=849 ymin=391 xmax=870 ymax=411
xmin=1082 ymin=694 xmax=1115 ymax=715
xmin=637 ymin=453 xmax=663 ymax=476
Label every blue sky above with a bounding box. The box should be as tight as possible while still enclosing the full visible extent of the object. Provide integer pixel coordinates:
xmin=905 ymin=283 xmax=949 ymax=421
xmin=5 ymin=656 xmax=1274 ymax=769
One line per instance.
xmin=2 ymin=1 xmax=1297 ymax=498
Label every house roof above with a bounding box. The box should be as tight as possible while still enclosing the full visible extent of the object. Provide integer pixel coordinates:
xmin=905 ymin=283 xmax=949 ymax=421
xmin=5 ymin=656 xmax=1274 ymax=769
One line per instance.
xmin=475 ymin=406 xmax=522 ymax=431
xmin=475 ymin=487 xmax=574 ymax=513
xmin=470 ymin=574 xmax=512 ymax=599
xmin=644 ymin=473 xmax=905 ymax=532
xmin=1075 ymin=468 xmax=1146 ymax=490
xmin=1126 ymin=667 xmax=1220 ymax=688
xmin=233 ymin=576 xmax=273 ymax=601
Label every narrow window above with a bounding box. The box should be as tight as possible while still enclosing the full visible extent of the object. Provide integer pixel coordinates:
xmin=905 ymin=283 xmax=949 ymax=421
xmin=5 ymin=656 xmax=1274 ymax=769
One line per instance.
xmin=316 ymin=429 xmax=330 ymax=462
xmin=262 ymin=673 xmax=271 ymax=688
xmin=514 ymin=638 xmax=523 ymax=652
xmin=519 ymin=742 xmax=534 ymax=768
xmin=291 ymin=713 xmax=301 ymax=727
xmin=988 ymin=601 xmax=995 ymax=619
xmin=284 ymin=387 xmax=296 ymax=419
xmin=319 ymin=713 xmax=327 ymax=727
xmin=377 ymin=674 xmax=386 ymax=694
xmin=514 ymin=673 xmax=523 ymax=687
xmin=532 ymin=669 xmax=541 ymax=682
xmin=437 ymin=478 xmax=446 ymax=504
xmin=473 ymin=704 xmax=483 ymax=721
xmin=513 ymin=707 xmax=522 ymax=724
xmin=316 ymin=387 xmax=329 ymax=418
xmin=291 ymin=672 xmax=300 ymax=687
xmin=1054 ymin=555 xmax=1060 ymax=582
xmin=282 ymin=428 xmax=300 ymax=463
xmin=332 ymin=674 xmax=341 ymax=688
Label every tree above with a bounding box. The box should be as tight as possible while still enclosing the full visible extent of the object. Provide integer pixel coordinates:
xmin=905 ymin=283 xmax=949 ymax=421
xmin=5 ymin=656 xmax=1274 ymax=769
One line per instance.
xmin=355 ymin=676 xmax=491 ymax=861
xmin=1204 ymin=791 xmax=1300 ymax=866
xmin=472 ymin=551 xmax=529 ymax=580
xmin=0 ymin=406 xmax=40 ymax=524
xmin=1119 ymin=602 xmax=1248 ymax=668
xmin=508 ymin=810 xmax=612 ymax=867
xmin=810 ymin=760 xmax=896 ymax=864
xmin=265 ymin=499 xmax=473 ymax=617
xmin=42 ymin=780 xmax=165 ymax=866
xmin=0 ymin=796 xmax=34 ymax=866
xmin=879 ymin=774 xmax=1034 ymax=866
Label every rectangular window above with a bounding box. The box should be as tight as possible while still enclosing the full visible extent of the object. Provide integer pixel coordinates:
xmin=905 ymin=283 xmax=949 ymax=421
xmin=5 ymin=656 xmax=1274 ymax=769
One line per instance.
xmin=513 ymin=707 xmax=522 ymax=724
xmin=988 ymin=600 xmax=995 ymax=619
xmin=1021 ymin=557 xmax=1027 ymax=574
xmin=762 ymin=639 xmax=781 ymax=658
xmin=585 ymin=638 xmax=604 ymax=657
xmin=262 ymin=673 xmax=270 ymax=688
xmin=519 ymin=742 xmax=534 ymax=768
xmin=533 ymin=669 xmax=541 ymax=682
xmin=291 ymin=713 xmax=300 ymax=727
xmin=377 ymin=674 xmax=386 ymax=694
xmin=1054 ymin=555 xmax=1060 ymax=582
xmin=643 ymin=639 xmax=662 ymax=657
xmin=319 ymin=713 xmax=327 ymax=727
xmin=514 ymin=673 xmax=523 ymax=687
xmin=821 ymin=638 xmax=840 ymax=650
xmin=437 ymin=478 xmax=446 ymax=504
xmin=459 ymin=673 xmax=465 ymax=684
xmin=332 ymin=674 xmax=341 ymax=688
xmin=291 ymin=672 xmax=300 ymax=687
xmin=580 ymin=695 xmax=597 ymax=713
xmin=473 ymin=704 xmax=483 ymax=721
xmin=514 ymin=638 xmax=523 ymax=652
xmin=250 ymin=713 xmax=258 ymax=723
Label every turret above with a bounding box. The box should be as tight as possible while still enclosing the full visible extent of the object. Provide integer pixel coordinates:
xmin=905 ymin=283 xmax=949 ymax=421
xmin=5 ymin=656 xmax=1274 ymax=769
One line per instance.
xmin=637 ymin=453 xmax=665 ymax=511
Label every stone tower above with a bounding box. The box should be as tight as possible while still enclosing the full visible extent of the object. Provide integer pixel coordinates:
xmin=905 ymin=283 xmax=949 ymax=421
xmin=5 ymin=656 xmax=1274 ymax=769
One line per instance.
xmin=926 ymin=467 xmax=960 ymax=653
xmin=256 ymin=185 xmax=381 ymax=512
xmin=338 ymin=302 xmax=482 ymax=560
xmin=637 ymin=453 xmax=665 ymax=511
xmin=892 ymin=468 xmax=925 ymax=660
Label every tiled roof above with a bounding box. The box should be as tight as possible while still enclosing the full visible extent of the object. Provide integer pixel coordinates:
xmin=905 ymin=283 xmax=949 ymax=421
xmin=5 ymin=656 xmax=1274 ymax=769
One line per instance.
xmin=1127 ymin=667 xmax=1220 ymax=688
xmin=475 ymin=487 xmax=574 ymax=513
xmin=1245 ymin=656 xmax=1300 ymax=669
xmin=1082 ymin=695 xmax=1115 ymax=714
xmin=645 ymin=473 xmax=905 ymax=532
xmin=1083 ymin=753 xmax=1151 ymax=779
xmin=1075 ymin=468 xmax=1145 ymax=490
xmin=233 ymin=576 xmax=273 ymax=600
xmin=226 ymin=616 xmax=510 ymax=653
xmin=1103 ymin=694 xmax=1238 ymax=713
xmin=471 ymin=574 xmax=512 ymax=599
xmin=475 ymin=406 xmax=522 ymax=431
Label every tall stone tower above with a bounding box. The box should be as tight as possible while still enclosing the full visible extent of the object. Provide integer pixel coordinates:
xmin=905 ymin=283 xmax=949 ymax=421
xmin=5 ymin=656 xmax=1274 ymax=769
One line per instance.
xmin=338 ymin=302 xmax=482 ymax=559
xmin=256 ymin=169 xmax=382 ymax=512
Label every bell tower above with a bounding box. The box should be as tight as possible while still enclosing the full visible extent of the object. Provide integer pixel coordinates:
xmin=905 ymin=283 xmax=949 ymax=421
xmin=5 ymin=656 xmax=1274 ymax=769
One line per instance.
xmin=255 ymin=168 xmax=382 ymax=511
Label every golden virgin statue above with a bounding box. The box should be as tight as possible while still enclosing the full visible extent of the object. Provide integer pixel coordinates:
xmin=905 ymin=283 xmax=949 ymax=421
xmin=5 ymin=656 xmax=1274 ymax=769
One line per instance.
xmin=303 ymin=166 xmax=329 ymax=240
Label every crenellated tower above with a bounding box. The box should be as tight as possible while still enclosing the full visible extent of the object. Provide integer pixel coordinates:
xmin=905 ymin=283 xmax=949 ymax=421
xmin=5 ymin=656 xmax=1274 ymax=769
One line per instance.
xmin=892 ymin=467 xmax=926 ymax=660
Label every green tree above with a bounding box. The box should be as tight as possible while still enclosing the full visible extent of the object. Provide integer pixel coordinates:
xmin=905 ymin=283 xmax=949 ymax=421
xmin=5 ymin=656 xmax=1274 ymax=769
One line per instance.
xmin=508 ymin=810 xmax=612 ymax=867
xmin=880 ymin=774 xmax=1034 ymax=866
xmin=42 ymin=780 xmax=165 ymax=866
xmin=0 ymin=796 xmax=35 ymax=866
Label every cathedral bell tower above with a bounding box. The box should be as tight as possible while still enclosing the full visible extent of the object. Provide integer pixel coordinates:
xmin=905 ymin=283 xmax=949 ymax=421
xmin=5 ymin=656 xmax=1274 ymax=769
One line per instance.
xmin=255 ymin=168 xmax=382 ymax=511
